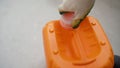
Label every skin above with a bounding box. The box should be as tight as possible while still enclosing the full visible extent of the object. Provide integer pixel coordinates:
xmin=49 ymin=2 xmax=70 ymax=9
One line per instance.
xmin=58 ymin=0 xmax=95 ymax=28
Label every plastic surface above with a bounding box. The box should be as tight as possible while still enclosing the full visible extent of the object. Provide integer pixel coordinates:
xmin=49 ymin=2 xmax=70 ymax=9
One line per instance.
xmin=43 ymin=16 xmax=114 ymax=68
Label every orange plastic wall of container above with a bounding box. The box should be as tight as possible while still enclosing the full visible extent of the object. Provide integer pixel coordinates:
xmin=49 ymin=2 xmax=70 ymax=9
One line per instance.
xmin=43 ymin=16 xmax=114 ymax=68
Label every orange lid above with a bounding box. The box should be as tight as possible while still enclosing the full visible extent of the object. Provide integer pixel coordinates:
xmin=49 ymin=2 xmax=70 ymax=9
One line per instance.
xmin=43 ymin=16 xmax=114 ymax=68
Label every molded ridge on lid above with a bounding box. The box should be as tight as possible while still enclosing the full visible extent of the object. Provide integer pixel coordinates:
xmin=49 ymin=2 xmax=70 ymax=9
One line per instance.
xmin=43 ymin=16 xmax=114 ymax=68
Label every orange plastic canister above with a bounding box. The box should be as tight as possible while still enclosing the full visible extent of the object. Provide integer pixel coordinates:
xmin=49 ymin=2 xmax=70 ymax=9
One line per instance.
xmin=43 ymin=16 xmax=114 ymax=68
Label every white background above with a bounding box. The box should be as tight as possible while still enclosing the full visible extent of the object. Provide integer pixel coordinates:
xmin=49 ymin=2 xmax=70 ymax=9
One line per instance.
xmin=0 ymin=0 xmax=120 ymax=68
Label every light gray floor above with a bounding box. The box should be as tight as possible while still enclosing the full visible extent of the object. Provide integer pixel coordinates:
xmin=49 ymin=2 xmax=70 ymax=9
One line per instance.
xmin=0 ymin=0 xmax=120 ymax=68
